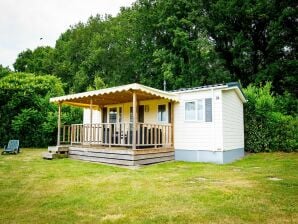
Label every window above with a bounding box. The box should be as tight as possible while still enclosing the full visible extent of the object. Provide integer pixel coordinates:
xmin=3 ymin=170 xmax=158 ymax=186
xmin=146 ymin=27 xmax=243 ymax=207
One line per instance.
xmin=205 ymin=98 xmax=212 ymax=122
xmin=109 ymin=108 xmax=117 ymax=123
xmin=197 ymin=100 xmax=204 ymax=121
xmin=185 ymin=102 xmax=196 ymax=120
xmin=184 ymin=98 xmax=212 ymax=122
xmin=158 ymin=104 xmax=167 ymax=122
xmin=108 ymin=107 xmax=122 ymax=123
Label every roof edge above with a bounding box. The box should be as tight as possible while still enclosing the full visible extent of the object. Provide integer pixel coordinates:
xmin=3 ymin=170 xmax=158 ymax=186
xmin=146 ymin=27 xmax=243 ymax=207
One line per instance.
xmin=50 ymin=83 xmax=178 ymax=104
xmin=171 ymin=82 xmax=246 ymax=103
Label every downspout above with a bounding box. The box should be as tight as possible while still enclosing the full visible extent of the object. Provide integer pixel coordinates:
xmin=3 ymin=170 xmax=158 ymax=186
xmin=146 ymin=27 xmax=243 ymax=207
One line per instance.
xmin=57 ymin=102 xmax=62 ymax=146
xmin=90 ymin=98 xmax=93 ymax=144
xmin=132 ymin=91 xmax=137 ymax=150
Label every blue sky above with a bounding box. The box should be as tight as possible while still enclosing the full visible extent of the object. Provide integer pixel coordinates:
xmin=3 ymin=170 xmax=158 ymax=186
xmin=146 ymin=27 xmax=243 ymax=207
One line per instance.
xmin=0 ymin=0 xmax=135 ymax=69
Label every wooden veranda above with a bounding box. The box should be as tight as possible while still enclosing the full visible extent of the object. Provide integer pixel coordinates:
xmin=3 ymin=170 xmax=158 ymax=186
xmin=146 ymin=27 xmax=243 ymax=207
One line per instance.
xmin=48 ymin=83 xmax=178 ymax=165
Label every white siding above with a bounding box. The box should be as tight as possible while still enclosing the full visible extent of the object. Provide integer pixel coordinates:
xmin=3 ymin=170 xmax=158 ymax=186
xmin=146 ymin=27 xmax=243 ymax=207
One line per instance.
xmin=174 ymin=89 xmax=223 ymax=151
xmin=83 ymin=109 xmax=101 ymax=124
xmin=222 ymin=90 xmax=244 ymax=150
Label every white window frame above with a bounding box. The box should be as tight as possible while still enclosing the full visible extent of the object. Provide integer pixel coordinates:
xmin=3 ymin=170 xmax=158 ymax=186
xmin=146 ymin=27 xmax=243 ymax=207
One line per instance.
xmin=184 ymin=99 xmax=206 ymax=122
xmin=108 ymin=106 xmax=123 ymax=123
xmin=184 ymin=101 xmax=197 ymax=121
xmin=157 ymin=104 xmax=168 ymax=123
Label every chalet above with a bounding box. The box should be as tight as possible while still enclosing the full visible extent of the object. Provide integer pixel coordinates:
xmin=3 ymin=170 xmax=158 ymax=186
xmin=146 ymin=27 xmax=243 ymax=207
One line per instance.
xmin=48 ymin=82 xmax=246 ymax=165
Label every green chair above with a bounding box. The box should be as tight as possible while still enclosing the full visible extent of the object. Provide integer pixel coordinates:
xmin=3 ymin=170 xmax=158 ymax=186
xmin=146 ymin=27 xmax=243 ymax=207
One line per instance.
xmin=2 ymin=140 xmax=20 ymax=155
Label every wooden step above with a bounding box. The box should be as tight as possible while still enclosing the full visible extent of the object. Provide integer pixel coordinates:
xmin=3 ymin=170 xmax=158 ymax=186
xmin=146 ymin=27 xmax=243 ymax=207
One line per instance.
xmin=42 ymin=152 xmax=68 ymax=160
xmin=43 ymin=152 xmax=55 ymax=160
xmin=48 ymin=145 xmax=69 ymax=153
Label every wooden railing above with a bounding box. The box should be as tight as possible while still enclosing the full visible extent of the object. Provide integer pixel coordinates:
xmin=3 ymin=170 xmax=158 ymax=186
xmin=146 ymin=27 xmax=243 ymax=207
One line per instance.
xmin=60 ymin=125 xmax=71 ymax=144
xmin=61 ymin=122 xmax=172 ymax=148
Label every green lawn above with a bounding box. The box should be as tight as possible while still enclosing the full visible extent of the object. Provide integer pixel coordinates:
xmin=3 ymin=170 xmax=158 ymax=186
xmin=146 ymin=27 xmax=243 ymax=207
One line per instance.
xmin=0 ymin=149 xmax=297 ymax=224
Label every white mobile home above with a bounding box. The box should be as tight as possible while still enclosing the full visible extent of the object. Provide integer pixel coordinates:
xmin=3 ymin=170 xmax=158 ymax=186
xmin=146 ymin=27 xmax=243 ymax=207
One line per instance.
xmin=48 ymin=82 xmax=246 ymax=165
xmin=172 ymin=83 xmax=246 ymax=163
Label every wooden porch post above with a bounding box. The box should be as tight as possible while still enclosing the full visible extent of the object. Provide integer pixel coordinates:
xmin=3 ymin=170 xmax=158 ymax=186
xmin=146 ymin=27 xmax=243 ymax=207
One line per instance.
xmin=132 ymin=91 xmax=137 ymax=150
xmin=57 ymin=102 xmax=62 ymax=146
xmin=171 ymin=102 xmax=174 ymax=147
xmin=90 ymin=98 xmax=93 ymax=144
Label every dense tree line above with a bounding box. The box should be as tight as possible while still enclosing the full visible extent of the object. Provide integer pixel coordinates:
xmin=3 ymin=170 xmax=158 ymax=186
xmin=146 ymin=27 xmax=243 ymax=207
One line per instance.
xmin=13 ymin=0 xmax=297 ymax=95
xmin=1 ymin=0 xmax=297 ymax=150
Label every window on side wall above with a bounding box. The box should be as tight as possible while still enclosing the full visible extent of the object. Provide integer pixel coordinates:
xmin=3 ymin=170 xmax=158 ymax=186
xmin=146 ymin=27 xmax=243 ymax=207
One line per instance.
xmin=197 ymin=99 xmax=204 ymax=121
xmin=184 ymin=98 xmax=212 ymax=122
xmin=185 ymin=101 xmax=196 ymax=121
xmin=158 ymin=104 xmax=167 ymax=122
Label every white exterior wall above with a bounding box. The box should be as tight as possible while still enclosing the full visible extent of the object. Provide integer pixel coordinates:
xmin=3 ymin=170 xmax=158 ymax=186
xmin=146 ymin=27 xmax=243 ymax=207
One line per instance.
xmin=83 ymin=109 xmax=101 ymax=124
xmin=222 ymin=90 xmax=244 ymax=150
xmin=174 ymin=89 xmax=223 ymax=151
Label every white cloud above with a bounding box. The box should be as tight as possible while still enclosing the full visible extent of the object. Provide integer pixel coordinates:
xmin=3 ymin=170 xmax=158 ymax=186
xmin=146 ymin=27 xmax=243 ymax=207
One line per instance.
xmin=0 ymin=0 xmax=135 ymax=68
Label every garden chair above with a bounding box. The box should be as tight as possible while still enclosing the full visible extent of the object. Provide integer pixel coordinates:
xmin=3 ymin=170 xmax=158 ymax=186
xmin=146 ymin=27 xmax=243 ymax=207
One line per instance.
xmin=2 ymin=140 xmax=20 ymax=154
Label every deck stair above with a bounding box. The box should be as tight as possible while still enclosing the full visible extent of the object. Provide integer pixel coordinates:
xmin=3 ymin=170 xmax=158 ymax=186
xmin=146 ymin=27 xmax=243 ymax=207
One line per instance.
xmin=43 ymin=146 xmax=69 ymax=160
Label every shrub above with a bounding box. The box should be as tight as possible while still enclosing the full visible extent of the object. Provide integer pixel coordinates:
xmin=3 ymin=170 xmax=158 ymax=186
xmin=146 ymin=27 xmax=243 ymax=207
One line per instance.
xmin=0 ymin=72 xmax=82 ymax=147
xmin=243 ymin=83 xmax=298 ymax=152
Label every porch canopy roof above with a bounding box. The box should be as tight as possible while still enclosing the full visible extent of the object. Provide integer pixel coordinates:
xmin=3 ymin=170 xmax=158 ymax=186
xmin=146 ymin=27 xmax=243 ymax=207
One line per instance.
xmin=50 ymin=83 xmax=179 ymax=108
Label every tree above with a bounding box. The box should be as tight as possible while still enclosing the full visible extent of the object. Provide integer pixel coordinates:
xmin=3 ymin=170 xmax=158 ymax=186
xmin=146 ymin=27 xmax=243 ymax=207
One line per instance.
xmin=243 ymin=82 xmax=298 ymax=152
xmin=202 ymin=0 xmax=297 ymax=95
xmin=13 ymin=49 xmax=33 ymax=72
xmin=0 ymin=64 xmax=11 ymax=78
xmin=53 ymin=16 xmax=110 ymax=92
xmin=151 ymin=0 xmax=234 ymax=89
xmin=0 ymin=72 xmax=81 ymax=147
xmin=87 ymin=73 xmax=107 ymax=90
xmin=13 ymin=46 xmax=55 ymax=75
xmin=12 ymin=0 xmax=296 ymax=96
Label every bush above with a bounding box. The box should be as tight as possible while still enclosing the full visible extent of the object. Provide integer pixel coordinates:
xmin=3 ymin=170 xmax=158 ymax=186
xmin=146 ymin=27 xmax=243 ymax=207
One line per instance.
xmin=0 ymin=72 xmax=82 ymax=147
xmin=243 ymin=83 xmax=298 ymax=152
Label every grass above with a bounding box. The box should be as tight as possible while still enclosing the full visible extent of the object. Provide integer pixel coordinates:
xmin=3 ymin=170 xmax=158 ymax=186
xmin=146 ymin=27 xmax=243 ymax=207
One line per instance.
xmin=0 ymin=149 xmax=297 ymax=224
